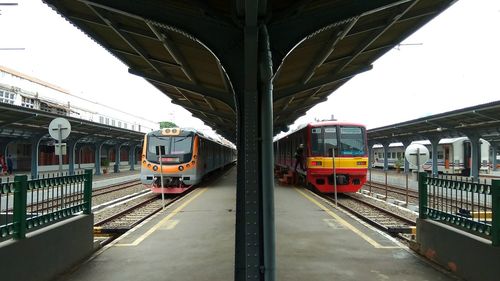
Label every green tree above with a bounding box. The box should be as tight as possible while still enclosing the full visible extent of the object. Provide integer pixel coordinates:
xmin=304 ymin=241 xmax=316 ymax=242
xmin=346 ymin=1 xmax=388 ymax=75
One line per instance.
xmin=159 ymin=121 xmax=177 ymax=129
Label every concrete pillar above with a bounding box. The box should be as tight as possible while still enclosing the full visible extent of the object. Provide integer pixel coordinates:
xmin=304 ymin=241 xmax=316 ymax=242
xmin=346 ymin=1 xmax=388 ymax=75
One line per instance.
xmin=429 ymin=138 xmax=440 ymax=176
xmin=114 ymin=143 xmax=122 ymax=173
xmin=31 ymin=134 xmax=45 ymax=179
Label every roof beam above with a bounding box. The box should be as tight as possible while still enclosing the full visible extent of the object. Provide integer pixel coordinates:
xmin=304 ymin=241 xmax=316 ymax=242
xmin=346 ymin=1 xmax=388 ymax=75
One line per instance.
xmin=274 ymin=65 xmax=372 ymax=101
xmin=129 ymin=68 xmax=235 ymax=111
xmin=84 ymin=3 xmax=165 ymax=76
xmin=145 ymin=21 xmax=198 ymax=83
xmin=331 ymin=1 xmax=418 ymax=76
xmin=171 ymin=100 xmax=234 ymax=121
xmin=301 ymin=17 xmax=359 ymax=84
xmin=110 ymin=47 xmax=181 ymax=68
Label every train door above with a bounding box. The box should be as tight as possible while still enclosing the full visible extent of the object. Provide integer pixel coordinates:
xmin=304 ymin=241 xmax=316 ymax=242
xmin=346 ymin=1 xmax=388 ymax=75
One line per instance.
xmin=444 ymin=146 xmax=450 ymax=171
xmin=463 ymin=141 xmax=471 ymax=176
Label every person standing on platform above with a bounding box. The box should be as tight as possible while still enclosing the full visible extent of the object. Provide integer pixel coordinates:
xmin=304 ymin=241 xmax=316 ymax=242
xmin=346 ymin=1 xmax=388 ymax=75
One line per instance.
xmin=0 ymin=154 xmax=5 ymax=175
xmin=7 ymin=154 xmax=13 ymax=175
xmin=294 ymin=144 xmax=305 ymax=171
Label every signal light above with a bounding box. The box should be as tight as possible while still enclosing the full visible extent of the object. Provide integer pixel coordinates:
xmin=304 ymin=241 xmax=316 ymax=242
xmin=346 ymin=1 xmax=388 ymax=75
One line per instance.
xmin=356 ymin=161 xmax=367 ymax=165
xmin=311 ymin=161 xmax=322 ymax=166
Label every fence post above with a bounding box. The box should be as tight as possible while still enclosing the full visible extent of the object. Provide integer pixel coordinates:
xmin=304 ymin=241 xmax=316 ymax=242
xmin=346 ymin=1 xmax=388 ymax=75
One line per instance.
xmin=83 ymin=169 xmax=93 ymax=214
xmin=13 ymin=175 xmax=28 ymax=239
xmin=418 ymin=172 xmax=428 ymax=219
xmin=492 ymin=179 xmax=499 ymax=246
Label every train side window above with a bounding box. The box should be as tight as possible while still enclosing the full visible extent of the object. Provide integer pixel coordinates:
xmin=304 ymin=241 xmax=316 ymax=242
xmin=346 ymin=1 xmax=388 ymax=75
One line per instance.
xmin=324 ymin=127 xmax=337 ymax=156
xmin=311 ymin=128 xmax=322 ymax=156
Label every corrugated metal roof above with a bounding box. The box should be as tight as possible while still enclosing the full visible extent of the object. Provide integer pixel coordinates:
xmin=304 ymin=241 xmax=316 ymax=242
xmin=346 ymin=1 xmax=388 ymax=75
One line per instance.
xmin=368 ymin=100 xmax=500 ymax=145
xmin=42 ymin=0 xmax=457 ymax=142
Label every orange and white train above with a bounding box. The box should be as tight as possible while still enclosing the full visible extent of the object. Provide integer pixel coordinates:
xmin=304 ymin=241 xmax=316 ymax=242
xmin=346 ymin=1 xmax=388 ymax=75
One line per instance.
xmin=274 ymin=121 xmax=368 ymax=193
xmin=140 ymin=128 xmax=236 ymax=194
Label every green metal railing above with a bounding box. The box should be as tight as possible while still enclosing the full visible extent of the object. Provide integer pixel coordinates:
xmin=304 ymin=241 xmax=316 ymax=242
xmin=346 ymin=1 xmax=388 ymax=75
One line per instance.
xmin=419 ymin=172 xmax=499 ymax=246
xmin=0 ymin=170 xmax=92 ymax=240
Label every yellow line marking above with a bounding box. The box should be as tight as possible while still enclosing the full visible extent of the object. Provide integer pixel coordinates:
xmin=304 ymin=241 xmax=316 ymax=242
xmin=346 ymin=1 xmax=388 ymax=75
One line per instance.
xmin=115 ymin=188 xmax=207 ymax=247
xmin=295 ymin=188 xmax=401 ymax=249
xmin=160 ymin=219 xmax=179 ymax=230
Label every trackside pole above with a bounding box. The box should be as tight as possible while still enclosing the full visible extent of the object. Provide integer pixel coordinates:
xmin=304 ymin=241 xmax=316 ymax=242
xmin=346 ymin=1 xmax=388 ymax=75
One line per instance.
xmin=157 ymin=145 xmax=165 ymax=209
xmin=333 ymin=147 xmax=338 ymax=207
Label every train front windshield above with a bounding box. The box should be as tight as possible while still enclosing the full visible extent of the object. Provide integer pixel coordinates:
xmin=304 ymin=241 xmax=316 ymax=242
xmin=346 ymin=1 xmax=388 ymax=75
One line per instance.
xmin=146 ymin=135 xmax=193 ymax=164
xmin=311 ymin=126 xmax=366 ymax=157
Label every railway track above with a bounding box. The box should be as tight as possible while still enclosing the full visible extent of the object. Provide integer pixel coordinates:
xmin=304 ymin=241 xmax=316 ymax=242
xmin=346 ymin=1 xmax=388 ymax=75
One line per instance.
xmin=363 ymin=180 xmax=492 ymax=212
xmin=13 ymin=180 xmax=145 ymax=215
xmin=331 ymin=194 xmax=415 ymax=230
xmin=94 ymin=193 xmax=175 ymax=233
xmin=362 ymin=181 xmax=419 ymax=207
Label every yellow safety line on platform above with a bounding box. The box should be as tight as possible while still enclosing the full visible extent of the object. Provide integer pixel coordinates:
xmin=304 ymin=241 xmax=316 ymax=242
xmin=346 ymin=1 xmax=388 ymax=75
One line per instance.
xmin=295 ymin=188 xmax=402 ymax=249
xmin=115 ymin=188 xmax=208 ymax=247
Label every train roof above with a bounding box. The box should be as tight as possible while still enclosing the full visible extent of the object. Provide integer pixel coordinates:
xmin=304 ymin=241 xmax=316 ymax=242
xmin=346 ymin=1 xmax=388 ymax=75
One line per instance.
xmin=371 ymin=137 xmax=491 ymax=148
xmin=274 ymin=121 xmax=366 ymax=142
xmin=147 ymin=128 xmax=236 ymax=149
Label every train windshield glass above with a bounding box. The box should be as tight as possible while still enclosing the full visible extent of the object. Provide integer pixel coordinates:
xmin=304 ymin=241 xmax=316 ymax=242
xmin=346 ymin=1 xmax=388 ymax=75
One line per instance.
xmin=146 ymin=135 xmax=193 ymax=161
xmin=171 ymin=136 xmax=193 ymax=154
xmin=310 ymin=126 xmax=366 ymax=156
xmin=147 ymin=136 xmax=171 ymax=158
xmin=339 ymin=126 xmax=366 ymax=156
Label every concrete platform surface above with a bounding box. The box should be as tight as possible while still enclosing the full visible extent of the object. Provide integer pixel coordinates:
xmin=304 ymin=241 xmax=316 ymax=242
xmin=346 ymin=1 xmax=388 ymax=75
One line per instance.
xmin=57 ymin=167 xmax=458 ymax=280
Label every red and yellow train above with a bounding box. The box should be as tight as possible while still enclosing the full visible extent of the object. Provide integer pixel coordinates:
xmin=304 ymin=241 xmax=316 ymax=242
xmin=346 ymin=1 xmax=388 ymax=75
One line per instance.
xmin=140 ymin=128 xmax=236 ymax=194
xmin=274 ymin=121 xmax=368 ymax=193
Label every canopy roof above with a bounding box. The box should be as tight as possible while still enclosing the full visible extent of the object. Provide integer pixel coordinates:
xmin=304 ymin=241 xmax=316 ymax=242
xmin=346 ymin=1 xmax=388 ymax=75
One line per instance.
xmin=43 ymin=0 xmax=457 ymax=142
xmin=0 ymin=102 xmax=144 ymax=145
xmin=368 ymin=100 xmax=500 ymax=145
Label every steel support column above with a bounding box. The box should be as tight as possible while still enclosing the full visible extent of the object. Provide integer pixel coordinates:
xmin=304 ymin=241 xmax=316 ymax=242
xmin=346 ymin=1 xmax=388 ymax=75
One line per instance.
xmin=234 ymin=17 xmax=275 ymax=281
xmin=401 ymin=140 xmax=412 ymax=174
xmin=129 ymin=143 xmax=137 ymax=171
xmin=259 ymin=26 xmax=275 ymax=281
xmin=31 ymin=135 xmax=44 ymax=179
xmin=94 ymin=141 xmax=105 ymax=175
xmin=67 ymin=139 xmax=78 ymax=175
xmin=382 ymin=143 xmax=389 ymax=171
xmin=429 ymin=138 xmax=439 ymax=176
xmin=493 ymin=143 xmax=498 ymax=172
xmin=468 ymin=135 xmax=481 ymax=180
xmin=368 ymin=143 xmax=373 ymax=171
xmin=114 ymin=143 xmax=122 ymax=173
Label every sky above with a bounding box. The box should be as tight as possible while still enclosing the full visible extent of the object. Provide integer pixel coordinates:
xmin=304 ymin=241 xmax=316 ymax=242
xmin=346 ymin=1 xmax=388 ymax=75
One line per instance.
xmin=0 ymin=0 xmax=499 ymax=135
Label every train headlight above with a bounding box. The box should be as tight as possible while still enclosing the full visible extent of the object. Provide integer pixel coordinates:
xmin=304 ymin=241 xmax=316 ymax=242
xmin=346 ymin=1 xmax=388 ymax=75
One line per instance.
xmin=178 ymin=166 xmax=184 ymax=171
xmin=186 ymin=164 xmax=190 ymax=168
xmin=153 ymin=165 xmax=158 ymax=171
xmin=165 ymin=129 xmax=171 ymax=133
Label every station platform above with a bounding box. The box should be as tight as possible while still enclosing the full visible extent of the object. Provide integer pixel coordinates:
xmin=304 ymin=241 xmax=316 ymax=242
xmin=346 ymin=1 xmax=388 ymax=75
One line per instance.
xmin=0 ymin=168 xmax=140 ymax=189
xmin=57 ymin=167 xmax=458 ymax=281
